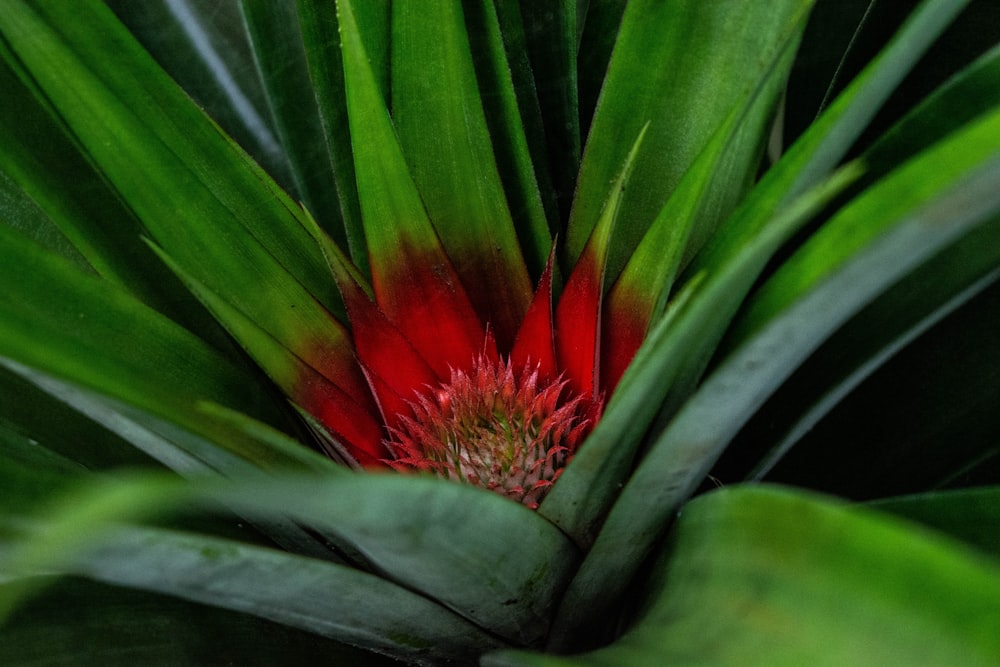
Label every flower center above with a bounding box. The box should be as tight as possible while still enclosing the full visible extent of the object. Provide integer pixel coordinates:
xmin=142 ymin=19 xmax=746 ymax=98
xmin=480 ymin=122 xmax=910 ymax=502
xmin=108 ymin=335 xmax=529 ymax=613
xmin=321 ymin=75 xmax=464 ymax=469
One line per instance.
xmin=385 ymin=357 xmax=599 ymax=508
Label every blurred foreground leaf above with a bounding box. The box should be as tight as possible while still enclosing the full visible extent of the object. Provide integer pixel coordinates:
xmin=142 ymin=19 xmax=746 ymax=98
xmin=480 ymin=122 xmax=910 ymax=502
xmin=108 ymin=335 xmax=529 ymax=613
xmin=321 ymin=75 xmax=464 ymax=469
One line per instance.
xmin=488 ymin=486 xmax=1000 ymax=666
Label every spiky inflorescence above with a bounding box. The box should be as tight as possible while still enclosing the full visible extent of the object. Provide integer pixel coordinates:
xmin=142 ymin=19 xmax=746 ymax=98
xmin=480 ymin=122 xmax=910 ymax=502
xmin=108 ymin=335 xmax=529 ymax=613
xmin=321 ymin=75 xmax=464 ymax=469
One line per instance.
xmin=386 ymin=357 xmax=600 ymax=508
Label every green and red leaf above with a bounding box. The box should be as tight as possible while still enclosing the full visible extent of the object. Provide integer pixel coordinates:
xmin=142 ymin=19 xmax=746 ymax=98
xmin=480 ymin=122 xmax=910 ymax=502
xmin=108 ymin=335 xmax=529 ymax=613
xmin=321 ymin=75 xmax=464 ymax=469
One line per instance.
xmin=391 ymin=0 xmax=537 ymax=351
xmin=511 ymin=253 xmax=558 ymax=381
xmin=556 ymin=127 xmax=647 ymax=399
xmin=337 ymin=0 xmax=493 ymax=378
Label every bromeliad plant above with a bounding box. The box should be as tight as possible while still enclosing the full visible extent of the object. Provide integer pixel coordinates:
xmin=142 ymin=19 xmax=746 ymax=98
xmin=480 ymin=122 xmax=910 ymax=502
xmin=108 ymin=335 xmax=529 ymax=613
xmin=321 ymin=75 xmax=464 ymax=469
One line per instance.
xmin=1 ymin=0 xmax=1000 ymax=664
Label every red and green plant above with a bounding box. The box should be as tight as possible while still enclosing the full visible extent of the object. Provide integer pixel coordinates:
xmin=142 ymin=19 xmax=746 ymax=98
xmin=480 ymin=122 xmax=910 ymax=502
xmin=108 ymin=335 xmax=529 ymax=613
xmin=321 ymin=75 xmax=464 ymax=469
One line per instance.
xmin=1 ymin=1 xmax=999 ymax=664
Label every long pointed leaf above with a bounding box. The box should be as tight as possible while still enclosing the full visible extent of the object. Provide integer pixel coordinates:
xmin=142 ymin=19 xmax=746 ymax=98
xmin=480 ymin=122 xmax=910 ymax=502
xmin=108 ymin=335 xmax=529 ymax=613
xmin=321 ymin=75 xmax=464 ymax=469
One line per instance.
xmin=727 ymin=218 xmax=1000 ymax=483
xmin=392 ymin=0 xmax=534 ymax=350
xmin=0 ymin=577 xmax=390 ymax=666
xmin=540 ymin=165 xmax=859 ymax=543
xmin=0 ymin=58 xmax=224 ymax=342
xmin=487 ymin=1 xmax=560 ymax=230
xmin=716 ymin=44 xmax=1000 ymax=481
xmin=519 ymin=0 xmax=580 ymax=224
xmin=766 ymin=276 xmax=1000 ymax=499
xmin=294 ymin=0 xmax=370 ymax=273
xmin=600 ymin=25 xmax=802 ymax=391
xmin=688 ymin=0 xmax=972 ymax=279
xmin=0 ymin=364 xmax=154 ymax=471
xmin=568 ymin=0 xmax=813 ymax=278
xmin=556 ymin=99 xmax=1000 ymax=639
xmin=0 ymin=225 xmax=283 ymax=434
xmin=239 ymin=1 xmax=354 ymax=255
xmin=0 ymin=225 xmax=357 ymax=559
xmin=463 ymin=0 xmax=553 ymax=275
xmin=870 ymin=486 xmax=1000 ymax=558
xmin=492 ymin=486 xmax=1000 ymax=664
xmin=556 ymin=125 xmax=646 ymax=399
xmin=338 ymin=0 xmax=492 ymax=378
xmin=105 ymin=0 xmax=292 ymax=186
xmin=0 ymin=1 xmax=353 ymax=367
xmin=1 ymin=525 xmax=504 ymax=663
xmin=542 ymin=0 xmax=976 ymax=550
xmin=2 ymin=468 xmax=579 ymax=647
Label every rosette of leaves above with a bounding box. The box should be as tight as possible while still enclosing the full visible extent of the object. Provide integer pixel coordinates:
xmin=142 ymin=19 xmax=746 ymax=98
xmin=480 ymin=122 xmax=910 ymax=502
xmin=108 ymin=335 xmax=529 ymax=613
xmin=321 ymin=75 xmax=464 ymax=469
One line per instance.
xmin=1 ymin=0 xmax=999 ymax=664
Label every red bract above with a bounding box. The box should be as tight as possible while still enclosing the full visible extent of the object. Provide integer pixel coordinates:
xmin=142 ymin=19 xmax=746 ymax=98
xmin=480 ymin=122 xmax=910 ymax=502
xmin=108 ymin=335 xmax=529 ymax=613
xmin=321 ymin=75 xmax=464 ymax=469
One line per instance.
xmin=291 ymin=0 xmax=652 ymax=507
xmin=305 ymin=230 xmax=624 ymax=508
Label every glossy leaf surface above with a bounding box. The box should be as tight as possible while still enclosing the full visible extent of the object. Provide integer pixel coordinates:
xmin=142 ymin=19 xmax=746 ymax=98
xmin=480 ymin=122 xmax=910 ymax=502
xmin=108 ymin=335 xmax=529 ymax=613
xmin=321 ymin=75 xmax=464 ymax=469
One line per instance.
xmin=490 ymin=486 xmax=1000 ymax=665
xmin=1 ymin=526 xmax=503 ymax=664
xmin=552 ymin=99 xmax=1000 ymax=639
xmin=542 ymin=0 xmax=976 ymax=548
xmin=1 ymin=467 xmax=578 ymax=647
xmin=0 ymin=1 xmax=351 ymax=367
xmin=0 ymin=0 xmax=998 ymax=664
xmin=568 ymin=0 xmax=813 ymax=279
xmin=392 ymin=0 xmax=536 ymax=349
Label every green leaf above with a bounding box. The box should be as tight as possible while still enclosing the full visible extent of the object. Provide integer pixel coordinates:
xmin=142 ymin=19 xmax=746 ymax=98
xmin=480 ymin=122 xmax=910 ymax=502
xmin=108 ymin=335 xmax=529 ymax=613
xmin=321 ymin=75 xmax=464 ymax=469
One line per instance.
xmin=104 ymin=0 xmax=293 ymax=188
xmin=781 ymin=0 xmax=1000 ymax=152
xmin=1 ymin=361 xmax=345 ymax=562
xmin=0 ymin=225 xmax=353 ymax=561
xmin=239 ymin=0 xmax=358 ymax=258
xmin=601 ymin=29 xmax=804 ymax=390
xmin=338 ymin=0 xmax=392 ymax=103
xmin=0 ymin=422 xmax=85 ymax=515
xmin=568 ymin=0 xmax=814 ymax=279
xmin=541 ymin=0 xmax=979 ymax=553
xmin=288 ymin=0 xmax=394 ymax=276
xmin=728 ymin=113 xmax=1000 ymax=349
xmin=335 ymin=0 xmax=442 ymax=265
xmin=0 ymin=167 xmax=87 ymax=271
xmin=577 ymin=0 xmax=626 ymax=137
xmin=293 ymin=0 xmax=370 ymax=273
xmin=725 ymin=217 xmax=1000 ymax=484
xmin=488 ymin=486 xmax=1000 ymax=665
xmin=519 ymin=0 xmax=580 ymax=222
xmin=463 ymin=0 xmax=553 ymax=274
xmin=870 ymin=486 xmax=1000 ymax=558
xmin=4 ymin=360 xmax=290 ymax=479
xmin=218 ymin=475 xmax=579 ymax=646
xmin=0 ymin=577 xmax=392 ymax=666
xmin=483 ymin=1 xmax=560 ymax=232
xmin=713 ymin=44 xmax=1000 ymax=483
xmin=861 ymin=41 xmax=1000 ymax=177
xmin=0 ymin=224 xmax=284 ymax=436
xmin=0 ymin=1 xmax=351 ymax=360
xmin=541 ymin=163 xmax=859 ymax=545
xmin=1 ymin=469 xmax=579 ymax=647
xmin=765 ymin=277 xmax=1000 ymax=499
xmin=0 ymin=57 xmax=224 ymax=342
xmin=391 ymin=0 xmax=537 ymax=349
xmin=144 ymin=238 xmax=375 ymax=452
xmin=633 ymin=0 xmax=980 ymax=439
xmin=1 ymin=526 xmax=504 ymax=663
xmin=0 ymin=363 xmax=156 ymax=472
xmin=554 ymin=96 xmax=1000 ymax=639
xmin=689 ymin=0 xmax=973 ymax=280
